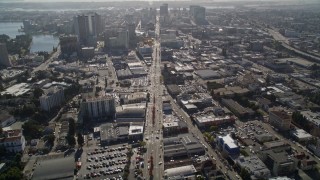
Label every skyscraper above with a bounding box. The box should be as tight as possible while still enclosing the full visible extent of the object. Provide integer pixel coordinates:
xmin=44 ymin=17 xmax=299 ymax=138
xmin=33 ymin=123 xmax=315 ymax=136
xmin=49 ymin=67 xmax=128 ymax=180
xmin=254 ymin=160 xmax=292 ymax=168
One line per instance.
xmin=74 ymin=13 xmax=102 ymax=46
xmin=0 ymin=43 xmax=11 ymax=67
xmin=160 ymin=3 xmax=169 ymax=16
xmin=189 ymin=5 xmax=206 ymax=23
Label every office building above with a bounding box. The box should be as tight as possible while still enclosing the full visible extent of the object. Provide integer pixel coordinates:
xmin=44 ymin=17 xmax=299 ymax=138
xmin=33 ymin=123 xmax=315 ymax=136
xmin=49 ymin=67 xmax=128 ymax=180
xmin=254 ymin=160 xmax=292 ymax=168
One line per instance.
xmin=269 ymin=108 xmax=292 ymax=131
xmin=59 ymin=35 xmax=79 ymax=55
xmin=0 ymin=43 xmax=11 ymax=67
xmin=105 ymin=29 xmax=129 ymax=50
xmin=160 ymin=3 xmax=169 ymax=16
xmin=74 ymin=13 xmax=102 ymax=46
xmin=0 ymin=129 xmax=26 ymax=153
xmin=190 ymin=5 xmax=206 ymax=23
xmin=80 ymin=95 xmax=116 ymax=120
xmin=40 ymin=86 xmax=65 ymax=112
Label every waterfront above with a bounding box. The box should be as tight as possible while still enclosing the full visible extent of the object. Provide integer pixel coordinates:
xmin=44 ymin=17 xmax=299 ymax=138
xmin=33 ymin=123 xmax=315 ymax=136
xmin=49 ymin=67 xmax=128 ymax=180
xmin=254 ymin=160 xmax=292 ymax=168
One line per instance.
xmin=0 ymin=22 xmax=59 ymax=53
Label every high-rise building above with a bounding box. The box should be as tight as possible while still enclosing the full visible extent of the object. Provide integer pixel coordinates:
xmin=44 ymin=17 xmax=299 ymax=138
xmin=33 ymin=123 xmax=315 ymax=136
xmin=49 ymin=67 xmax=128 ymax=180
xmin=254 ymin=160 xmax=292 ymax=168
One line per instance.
xmin=189 ymin=5 xmax=206 ymax=23
xmin=105 ymin=29 xmax=129 ymax=50
xmin=74 ymin=13 xmax=102 ymax=46
xmin=80 ymin=95 xmax=116 ymax=120
xmin=0 ymin=43 xmax=11 ymax=67
xmin=160 ymin=3 xmax=169 ymax=16
xmin=40 ymin=86 xmax=65 ymax=112
xmin=59 ymin=35 xmax=79 ymax=55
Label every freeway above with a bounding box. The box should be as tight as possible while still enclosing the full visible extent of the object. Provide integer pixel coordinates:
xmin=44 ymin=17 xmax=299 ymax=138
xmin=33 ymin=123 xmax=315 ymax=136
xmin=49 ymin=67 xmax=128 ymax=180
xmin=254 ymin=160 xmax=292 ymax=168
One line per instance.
xmin=268 ymin=28 xmax=320 ymax=63
xmin=143 ymin=15 xmax=164 ymax=180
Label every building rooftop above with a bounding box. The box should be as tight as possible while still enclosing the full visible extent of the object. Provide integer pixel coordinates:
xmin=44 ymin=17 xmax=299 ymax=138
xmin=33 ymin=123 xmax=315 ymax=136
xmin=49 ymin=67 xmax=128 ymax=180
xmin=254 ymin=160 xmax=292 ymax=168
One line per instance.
xmin=195 ymin=69 xmax=221 ymax=80
xmin=290 ymin=129 xmax=312 ymax=140
xmin=236 ymin=156 xmax=270 ymax=179
xmin=218 ymin=134 xmax=238 ymax=149
xmin=1 ymin=83 xmax=30 ymax=96
xmin=301 ymin=111 xmax=320 ymax=127
xmin=164 ymin=165 xmax=197 ymax=178
xmin=128 ymin=124 xmax=144 ymax=136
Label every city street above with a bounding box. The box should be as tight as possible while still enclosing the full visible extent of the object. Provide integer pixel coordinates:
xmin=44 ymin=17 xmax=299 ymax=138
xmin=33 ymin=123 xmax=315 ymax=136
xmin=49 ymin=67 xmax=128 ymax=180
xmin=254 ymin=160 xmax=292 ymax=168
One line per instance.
xmin=143 ymin=15 xmax=164 ymax=180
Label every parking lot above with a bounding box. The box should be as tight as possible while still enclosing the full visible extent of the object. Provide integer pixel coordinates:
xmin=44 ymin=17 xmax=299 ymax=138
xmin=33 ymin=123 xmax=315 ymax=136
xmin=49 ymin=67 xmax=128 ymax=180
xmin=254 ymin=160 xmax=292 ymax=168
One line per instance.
xmin=78 ymin=145 xmax=129 ymax=180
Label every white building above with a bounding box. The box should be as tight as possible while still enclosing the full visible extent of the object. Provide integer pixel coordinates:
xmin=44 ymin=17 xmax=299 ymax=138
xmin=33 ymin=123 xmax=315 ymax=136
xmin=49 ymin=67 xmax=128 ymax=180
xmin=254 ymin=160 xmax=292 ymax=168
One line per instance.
xmin=80 ymin=95 xmax=116 ymax=119
xmin=40 ymin=86 xmax=65 ymax=112
xmin=290 ymin=129 xmax=312 ymax=142
xmin=0 ymin=129 xmax=26 ymax=153
xmin=164 ymin=165 xmax=197 ymax=179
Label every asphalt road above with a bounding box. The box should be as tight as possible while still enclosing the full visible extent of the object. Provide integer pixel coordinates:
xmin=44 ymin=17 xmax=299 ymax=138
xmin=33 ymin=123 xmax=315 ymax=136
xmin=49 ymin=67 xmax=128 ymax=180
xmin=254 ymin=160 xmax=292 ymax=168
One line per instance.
xmin=31 ymin=46 xmax=61 ymax=76
xmin=143 ymin=15 xmax=164 ymax=180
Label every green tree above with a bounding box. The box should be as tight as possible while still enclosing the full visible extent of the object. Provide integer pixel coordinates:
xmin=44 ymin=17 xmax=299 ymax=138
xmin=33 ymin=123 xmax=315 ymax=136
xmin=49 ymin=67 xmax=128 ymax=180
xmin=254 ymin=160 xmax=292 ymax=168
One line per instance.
xmin=33 ymin=87 xmax=44 ymax=99
xmin=68 ymin=118 xmax=75 ymax=136
xmin=44 ymin=134 xmax=55 ymax=147
xmin=240 ymin=168 xmax=251 ymax=180
xmin=210 ymin=125 xmax=218 ymax=132
xmin=77 ymin=133 xmax=84 ymax=146
xmin=2 ymin=167 xmax=23 ymax=180
xmin=66 ymin=135 xmax=76 ymax=147
xmin=139 ymin=141 xmax=146 ymax=147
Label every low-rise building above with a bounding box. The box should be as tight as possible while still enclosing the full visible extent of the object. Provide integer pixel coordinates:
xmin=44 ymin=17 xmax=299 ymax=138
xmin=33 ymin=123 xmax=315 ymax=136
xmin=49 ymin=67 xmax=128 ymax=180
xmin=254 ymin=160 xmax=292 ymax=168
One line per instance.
xmin=269 ymin=108 xmax=292 ymax=131
xmin=235 ymin=156 xmax=271 ymax=180
xmin=290 ymin=129 xmax=312 ymax=142
xmin=116 ymin=103 xmax=146 ymax=122
xmin=163 ymin=133 xmax=205 ymax=160
xmin=216 ymin=134 xmax=240 ymax=156
xmin=99 ymin=123 xmax=143 ymax=145
xmin=164 ymin=165 xmax=197 ymax=180
xmin=259 ymin=150 xmax=298 ymax=176
xmin=119 ymin=92 xmax=147 ymax=104
xmin=0 ymin=129 xmax=26 ymax=153
xmin=193 ymin=114 xmax=235 ymax=128
xmin=221 ymin=98 xmax=255 ymax=118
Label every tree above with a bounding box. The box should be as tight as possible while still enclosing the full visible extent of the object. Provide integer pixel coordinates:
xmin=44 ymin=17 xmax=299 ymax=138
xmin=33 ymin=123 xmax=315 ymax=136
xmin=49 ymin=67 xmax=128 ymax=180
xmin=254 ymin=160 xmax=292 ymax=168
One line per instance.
xmin=77 ymin=133 xmax=84 ymax=146
xmin=66 ymin=135 xmax=76 ymax=147
xmin=210 ymin=125 xmax=218 ymax=132
xmin=139 ymin=141 xmax=146 ymax=147
xmin=33 ymin=87 xmax=44 ymax=99
xmin=1 ymin=167 xmax=23 ymax=180
xmin=68 ymin=118 xmax=75 ymax=136
xmin=240 ymin=168 xmax=251 ymax=180
xmin=44 ymin=134 xmax=55 ymax=147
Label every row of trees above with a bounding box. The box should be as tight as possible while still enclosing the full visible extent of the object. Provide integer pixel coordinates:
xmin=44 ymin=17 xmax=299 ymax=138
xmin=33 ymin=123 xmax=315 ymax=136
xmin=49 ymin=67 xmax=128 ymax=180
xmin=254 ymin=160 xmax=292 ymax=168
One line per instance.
xmin=65 ymin=118 xmax=84 ymax=147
